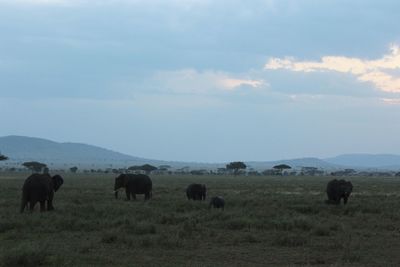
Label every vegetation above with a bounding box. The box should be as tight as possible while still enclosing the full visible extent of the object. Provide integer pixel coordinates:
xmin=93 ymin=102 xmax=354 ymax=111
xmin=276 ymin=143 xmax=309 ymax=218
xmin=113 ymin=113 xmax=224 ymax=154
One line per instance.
xmin=22 ymin=161 xmax=47 ymax=173
xmin=128 ymin=164 xmax=158 ymax=174
xmin=69 ymin=167 xmax=78 ymax=173
xmin=226 ymin=161 xmax=247 ymax=175
xmin=273 ymin=164 xmax=292 ymax=175
xmin=0 ymin=154 xmax=8 ymax=161
xmin=1 ymin=173 xmax=400 ymax=266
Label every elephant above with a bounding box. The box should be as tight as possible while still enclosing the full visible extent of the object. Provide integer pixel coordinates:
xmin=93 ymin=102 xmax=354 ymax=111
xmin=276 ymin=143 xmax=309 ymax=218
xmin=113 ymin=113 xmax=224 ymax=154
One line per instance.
xmin=114 ymin=174 xmax=152 ymax=200
xmin=326 ymin=179 xmax=353 ymax=205
xmin=186 ymin=183 xmax=206 ymax=200
xmin=20 ymin=173 xmax=64 ymax=213
xmin=209 ymin=196 xmax=225 ymax=210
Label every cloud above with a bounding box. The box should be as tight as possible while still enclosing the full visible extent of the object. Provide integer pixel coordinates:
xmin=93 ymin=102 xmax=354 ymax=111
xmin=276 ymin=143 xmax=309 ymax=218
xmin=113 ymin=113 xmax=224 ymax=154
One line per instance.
xmin=151 ymin=69 xmax=265 ymax=94
xmin=265 ymin=44 xmax=400 ymax=93
xmin=381 ymin=98 xmax=400 ymax=105
xmin=0 ymin=0 xmax=70 ymax=5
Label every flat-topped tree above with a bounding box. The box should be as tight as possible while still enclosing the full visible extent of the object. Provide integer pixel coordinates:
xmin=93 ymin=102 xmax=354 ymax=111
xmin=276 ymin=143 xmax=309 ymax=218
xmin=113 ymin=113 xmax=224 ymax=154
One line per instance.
xmin=273 ymin=164 xmax=292 ymax=175
xmin=22 ymin=161 xmax=47 ymax=173
xmin=0 ymin=154 xmax=8 ymax=161
xmin=128 ymin=165 xmax=141 ymax=171
xmin=140 ymin=164 xmax=158 ymax=175
xmin=128 ymin=164 xmax=158 ymax=174
xmin=158 ymin=165 xmax=171 ymax=171
xmin=226 ymin=161 xmax=247 ymax=175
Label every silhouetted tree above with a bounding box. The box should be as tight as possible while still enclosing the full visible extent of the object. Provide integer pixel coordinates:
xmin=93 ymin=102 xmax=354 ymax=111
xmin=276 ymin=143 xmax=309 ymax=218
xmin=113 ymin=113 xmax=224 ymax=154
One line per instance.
xmin=70 ymin=166 xmax=78 ymax=173
xmin=128 ymin=164 xmax=157 ymax=174
xmin=22 ymin=161 xmax=47 ymax=173
xmin=140 ymin=164 xmax=158 ymax=174
xmin=0 ymin=153 xmax=8 ymax=161
xmin=128 ymin=165 xmax=141 ymax=171
xmin=226 ymin=161 xmax=247 ymax=175
xmin=273 ymin=164 xmax=291 ymax=175
xmin=158 ymin=165 xmax=171 ymax=171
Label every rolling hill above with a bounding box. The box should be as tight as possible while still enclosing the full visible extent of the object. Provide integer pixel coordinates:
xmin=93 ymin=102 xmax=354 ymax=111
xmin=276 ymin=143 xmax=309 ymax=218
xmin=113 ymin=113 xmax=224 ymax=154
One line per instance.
xmin=1 ymin=135 xmax=399 ymax=171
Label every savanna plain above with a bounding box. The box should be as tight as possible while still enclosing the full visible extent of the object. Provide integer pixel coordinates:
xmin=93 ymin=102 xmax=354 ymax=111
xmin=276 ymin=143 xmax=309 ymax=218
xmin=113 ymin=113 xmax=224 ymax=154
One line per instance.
xmin=1 ymin=173 xmax=400 ymax=267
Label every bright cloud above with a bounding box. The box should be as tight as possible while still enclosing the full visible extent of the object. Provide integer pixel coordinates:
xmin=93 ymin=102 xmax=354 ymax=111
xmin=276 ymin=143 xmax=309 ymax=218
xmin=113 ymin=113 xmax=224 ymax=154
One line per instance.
xmin=265 ymin=44 xmax=400 ymax=93
xmin=153 ymin=69 xmax=265 ymax=94
xmin=218 ymin=78 xmax=264 ymax=90
xmin=381 ymin=98 xmax=400 ymax=105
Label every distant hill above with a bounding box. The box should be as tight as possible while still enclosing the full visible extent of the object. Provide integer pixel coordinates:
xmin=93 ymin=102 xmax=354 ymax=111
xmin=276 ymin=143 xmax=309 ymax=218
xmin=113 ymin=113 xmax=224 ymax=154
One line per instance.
xmin=0 ymin=135 xmax=223 ymax=170
xmin=325 ymin=154 xmax=400 ymax=170
xmin=0 ymin=135 xmax=160 ymax=168
xmin=1 ymin=135 xmax=399 ymax=171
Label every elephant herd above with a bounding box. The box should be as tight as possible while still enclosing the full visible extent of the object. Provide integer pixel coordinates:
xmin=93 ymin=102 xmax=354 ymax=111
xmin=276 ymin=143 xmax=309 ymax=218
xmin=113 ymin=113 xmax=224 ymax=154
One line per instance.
xmin=19 ymin=172 xmax=352 ymax=213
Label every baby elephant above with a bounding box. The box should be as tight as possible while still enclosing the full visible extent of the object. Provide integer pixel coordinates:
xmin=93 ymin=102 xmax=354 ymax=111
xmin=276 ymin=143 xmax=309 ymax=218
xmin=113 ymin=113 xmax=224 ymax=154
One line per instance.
xmin=209 ymin=196 xmax=225 ymax=210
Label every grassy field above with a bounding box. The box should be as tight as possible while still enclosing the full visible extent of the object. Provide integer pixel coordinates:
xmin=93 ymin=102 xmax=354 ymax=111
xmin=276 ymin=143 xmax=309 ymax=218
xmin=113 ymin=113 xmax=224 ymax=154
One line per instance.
xmin=1 ymin=173 xmax=400 ymax=266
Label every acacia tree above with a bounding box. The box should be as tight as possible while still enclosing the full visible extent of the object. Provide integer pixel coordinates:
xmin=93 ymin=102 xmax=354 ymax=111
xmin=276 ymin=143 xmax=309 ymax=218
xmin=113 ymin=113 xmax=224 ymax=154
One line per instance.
xmin=226 ymin=161 xmax=247 ymax=175
xmin=70 ymin=166 xmax=78 ymax=173
xmin=273 ymin=164 xmax=291 ymax=175
xmin=22 ymin=161 xmax=47 ymax=173
xmin=140 ymin=164 xmax=158 ymax=174
xmin=0 ymin=154 xmax=8 ymax=161
xmin=128 ymin=164 xmax=158 ymax=174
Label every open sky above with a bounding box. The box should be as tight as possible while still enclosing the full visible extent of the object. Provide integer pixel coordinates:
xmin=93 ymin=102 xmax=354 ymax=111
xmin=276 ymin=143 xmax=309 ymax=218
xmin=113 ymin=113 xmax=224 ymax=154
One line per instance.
xmin=1 ymin=0 xmax=400 ymax=162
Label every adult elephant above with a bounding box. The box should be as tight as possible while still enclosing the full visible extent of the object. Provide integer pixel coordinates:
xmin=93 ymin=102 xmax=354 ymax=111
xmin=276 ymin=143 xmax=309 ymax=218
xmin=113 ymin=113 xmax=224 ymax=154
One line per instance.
xmin=20 ymin=173 xmax=64 ymax=213
xmin=186 ymin=183 xmax=206 ymax=200
xmin=326 ymin=179 xmax=353 ymax=205
xmin=114 ymin=174 xmax=152 ymax=200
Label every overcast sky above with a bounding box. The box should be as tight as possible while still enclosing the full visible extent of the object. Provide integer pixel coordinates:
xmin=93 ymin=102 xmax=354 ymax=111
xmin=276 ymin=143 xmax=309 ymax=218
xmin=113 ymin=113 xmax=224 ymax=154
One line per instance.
xmin=1 ymin=0 xmax=400 ymax=162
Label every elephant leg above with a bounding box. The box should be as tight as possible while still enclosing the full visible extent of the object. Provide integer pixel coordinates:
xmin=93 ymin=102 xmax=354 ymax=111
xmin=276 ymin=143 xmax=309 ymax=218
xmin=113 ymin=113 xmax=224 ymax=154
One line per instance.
xmin=343 ymin=196 xmax=348 ymax=204
xmin=29 ymin=201 xmax=35 ymax=212
xmin=47 ymin=200 xmax=54 ymax=211
xmin=47 ymin=191 xmax=54 ymax=210
xmin=20 ymin=197 xmax=28 ymax=213
xmin=132 ymin=193 xmax=136 ymax=200
xmin=40 ymin=201 xmax=46 ymax=212
xmin=145 ymin=192 xmax=150 ymax=200
xmin=125 ymin=189 xmax=131 ymax=200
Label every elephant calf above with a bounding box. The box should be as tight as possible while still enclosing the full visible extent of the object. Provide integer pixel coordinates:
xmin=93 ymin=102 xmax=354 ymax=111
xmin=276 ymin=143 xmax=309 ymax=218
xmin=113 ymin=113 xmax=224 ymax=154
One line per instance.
xmin=21 ymin=173 xmax=64 ymax=213
xmin=114 ymin=174 xmax=152 ymax=200
xmin=209 ymin=196 xmax=225 ymax=210
xmin=326 ymin=179 xmax=353 ymax=205
xmin=186 ymin=183 xmax=206 ymax=200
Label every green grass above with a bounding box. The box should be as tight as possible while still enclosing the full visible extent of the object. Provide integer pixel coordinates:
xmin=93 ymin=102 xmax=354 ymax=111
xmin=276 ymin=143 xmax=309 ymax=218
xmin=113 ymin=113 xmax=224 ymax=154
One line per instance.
xmin=1 ymin=173 xmax=400 ymax=266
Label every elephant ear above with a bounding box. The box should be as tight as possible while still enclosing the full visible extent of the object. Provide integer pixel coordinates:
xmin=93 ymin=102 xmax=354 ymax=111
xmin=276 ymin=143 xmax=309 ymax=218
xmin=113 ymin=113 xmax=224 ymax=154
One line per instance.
xmin=52 ymin=175 xmax=64 ymax=192
xmin=347 ymin=181 xmax=353 ymax=192
xmin=115 ymin=174 xmax=128 ymax=188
